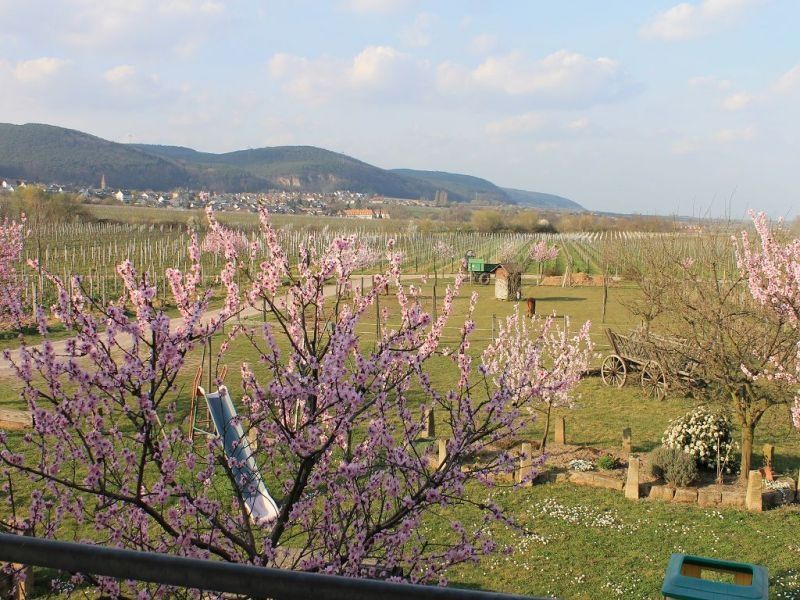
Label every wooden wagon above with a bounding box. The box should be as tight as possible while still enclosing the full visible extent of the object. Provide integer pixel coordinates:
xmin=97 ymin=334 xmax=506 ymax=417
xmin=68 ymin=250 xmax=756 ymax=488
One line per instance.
xmin=600 ymin=328 xmax=700 ymax=400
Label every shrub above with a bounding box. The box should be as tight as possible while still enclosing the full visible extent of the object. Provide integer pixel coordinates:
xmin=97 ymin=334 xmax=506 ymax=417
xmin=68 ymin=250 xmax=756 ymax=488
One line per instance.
xmin=662 ymin=406 xmax=735 ymax=469
xmin=648 ymin=446 xmax=699 ymax=487
xmin=596 ymin=454 xmax=619 ymax=470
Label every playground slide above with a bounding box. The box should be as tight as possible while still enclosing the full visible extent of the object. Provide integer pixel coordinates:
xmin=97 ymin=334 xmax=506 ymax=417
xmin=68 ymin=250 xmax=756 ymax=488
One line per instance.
xmin=200 ymin=386 xmax=280 ymax=525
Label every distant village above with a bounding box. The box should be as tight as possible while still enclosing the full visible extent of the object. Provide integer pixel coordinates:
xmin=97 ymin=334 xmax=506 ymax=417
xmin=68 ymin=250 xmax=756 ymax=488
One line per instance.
xmin=0 ymin=176 xmax=406 ymax=219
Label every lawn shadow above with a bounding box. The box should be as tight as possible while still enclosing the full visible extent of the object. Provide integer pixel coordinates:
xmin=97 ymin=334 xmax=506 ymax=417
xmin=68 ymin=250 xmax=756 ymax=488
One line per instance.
xmin=535 ymin=297 xmax=587 ymax=302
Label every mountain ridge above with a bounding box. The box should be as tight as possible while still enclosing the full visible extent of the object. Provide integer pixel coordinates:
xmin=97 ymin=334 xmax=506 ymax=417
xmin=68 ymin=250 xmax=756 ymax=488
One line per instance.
xmin=0 ymin=123 xmax=584 ymax=211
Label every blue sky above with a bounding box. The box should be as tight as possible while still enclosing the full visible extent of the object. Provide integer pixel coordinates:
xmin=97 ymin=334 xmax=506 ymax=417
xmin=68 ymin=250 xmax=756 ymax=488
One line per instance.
xmin=1 ymin=0 xmax=798 ymax=217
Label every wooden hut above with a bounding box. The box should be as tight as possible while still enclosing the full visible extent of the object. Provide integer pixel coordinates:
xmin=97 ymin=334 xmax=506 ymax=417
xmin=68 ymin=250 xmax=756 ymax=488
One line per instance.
xmin=494 ymin=263 xmax=523 ymax=301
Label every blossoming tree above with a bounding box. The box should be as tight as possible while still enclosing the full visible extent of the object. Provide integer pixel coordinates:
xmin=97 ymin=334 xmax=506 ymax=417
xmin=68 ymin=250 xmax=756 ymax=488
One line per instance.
xmin=737 ymin=211 xmax=800 ymax=428
xmin=528 ymin=240 xmax=559 ymax=284
xmin=0 ymin=210 xmax=591 ymax=596
xmin=0 ymin=215 xmax=28 ymax=328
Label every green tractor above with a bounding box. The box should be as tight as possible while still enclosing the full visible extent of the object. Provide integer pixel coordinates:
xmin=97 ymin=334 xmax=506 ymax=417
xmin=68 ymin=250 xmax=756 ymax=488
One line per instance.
xmin=463 ymin=250 xmax=499 ymax=285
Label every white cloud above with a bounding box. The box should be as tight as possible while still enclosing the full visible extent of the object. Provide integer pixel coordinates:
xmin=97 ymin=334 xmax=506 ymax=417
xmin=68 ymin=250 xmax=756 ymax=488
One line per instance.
xmin=342 ymin=0 xmax=413 ymax=14
xmin=174 ymin=40 xmax=200 ymax=59
xmin=399 ymin=12 xmax=432 ymax=48
xmin=774 ymin=64 xmax=800 ymax=93
xmin=104 ymin=64 xmax=136 ymax=84
xmin=714 ymin=124 xmax=757 ymax=143
xmin=270 ymin=47 xmax=637 ymax=109
xmin=96 ymin=63 xmax=173 ymax=106
xmin=270 ymin=46 xmax=426 ymax=103
xmin=437 ymin=50 xmax=638 ymax=107
xmin=568 ymin=117 xmax=589 ymax=130
xmin=470 ymin=33 xmax=497 ymax=55
xmin=12 ymin=57 xmax=69 ymax=83
xmin=640 ymin=0 xmax=766 ymax=41
xmin=159 ymin=0 xmax=224 ymax=15
xmin=350 ymin=46 xmax=411 ymax=87
xmin=485 ymin=113 xmax=544 ymax=136
xmin=688 ymin=75 xmax=732 ymax=90
xmin=721 ymin=91 xmax=751 ymax=110
xmin=56 ymin=0 xmax=225 ymax=52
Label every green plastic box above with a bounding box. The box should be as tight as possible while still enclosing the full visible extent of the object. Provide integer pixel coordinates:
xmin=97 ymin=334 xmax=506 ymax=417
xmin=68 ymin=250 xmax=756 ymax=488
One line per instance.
xmin=661 ymin=554 xmax=768 ymax=599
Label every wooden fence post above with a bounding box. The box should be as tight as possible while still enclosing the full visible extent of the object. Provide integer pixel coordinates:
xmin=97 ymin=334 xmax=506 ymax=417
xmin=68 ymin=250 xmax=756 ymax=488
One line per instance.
xmin=375 ymin=278 xmax=381 ymax=340
xmin=622 ymin=428 xmax=632 ymax=455
xmin=746 ymin=470 xmax=763 ymax=512
xmin=554 ymin=417 xmax=566 ymax=445
xmin=422 ymin=408 xmax=435 ymax=439
xmin=437 ymin=439 xmax=447 ymax=468
xmin=625 ymin=457 xmax=640 ymax=500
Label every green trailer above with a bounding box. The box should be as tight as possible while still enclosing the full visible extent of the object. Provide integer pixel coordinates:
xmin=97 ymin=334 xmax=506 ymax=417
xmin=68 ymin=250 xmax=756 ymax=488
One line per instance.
xmin=464 ymin=253 xmax=500 ymax=285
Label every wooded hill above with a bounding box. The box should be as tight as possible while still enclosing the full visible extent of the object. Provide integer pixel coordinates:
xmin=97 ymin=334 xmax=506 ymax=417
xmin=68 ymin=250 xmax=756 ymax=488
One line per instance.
xmin=0 ymin=123 xmax=584 ymax=210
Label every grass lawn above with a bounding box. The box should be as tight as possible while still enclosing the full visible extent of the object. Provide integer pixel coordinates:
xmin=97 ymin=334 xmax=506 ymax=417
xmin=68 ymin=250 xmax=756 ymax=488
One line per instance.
xmin=444 ymin=482 xmax=800 ymax=599
xmin=2 ymin=279 xmax=799 ymax=598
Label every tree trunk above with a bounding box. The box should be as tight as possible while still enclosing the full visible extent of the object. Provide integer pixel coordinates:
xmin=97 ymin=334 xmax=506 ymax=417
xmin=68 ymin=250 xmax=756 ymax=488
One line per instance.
xmin=739 ymin=422 xmax=755 ymax=481
xmin=540 ymin=404 xmax=552 ymax=454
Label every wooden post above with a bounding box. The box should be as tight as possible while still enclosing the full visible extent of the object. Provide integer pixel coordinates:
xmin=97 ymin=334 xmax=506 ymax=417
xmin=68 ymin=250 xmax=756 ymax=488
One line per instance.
xmin=555 ymin=417 xmax=566 ymax=445
xmin=745 ymin=469 xmax=763 ymax=512
xmin=518 ymin=442 xmax=533 ymax=487
xmin=437 ymin=439 xmax=447 ymax=468
xmin=375 ymin=282 xmax=381 ymax=340
xmin=247 ymin=427 xmax=258 ymax=452
xmin=432 ymin=273 xmax=438 ymax=322
xmin=422 ymin=407 xmax=435 ymax=439
xmin=601 ymin=264 xmax=609 ymax=323
xmin=491 ymin=314 xmax=496 ymax=342
xmin=622 ymin=428 xmax=632 ymax=455
xmin=624 ymin=456 xmax=640 ymax=500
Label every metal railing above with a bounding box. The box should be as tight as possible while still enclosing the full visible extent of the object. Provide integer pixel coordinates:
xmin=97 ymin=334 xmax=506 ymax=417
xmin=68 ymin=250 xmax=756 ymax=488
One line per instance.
xmin=0 ymin=533 xmax=549 ymax=600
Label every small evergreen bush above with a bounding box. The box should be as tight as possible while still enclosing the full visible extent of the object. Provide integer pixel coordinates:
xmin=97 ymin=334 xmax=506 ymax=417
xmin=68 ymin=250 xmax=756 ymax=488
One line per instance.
xmin=648 ymin=446 xmax=698 ymax=487
xmin=596 ymin=454 xmax=619 ymax=470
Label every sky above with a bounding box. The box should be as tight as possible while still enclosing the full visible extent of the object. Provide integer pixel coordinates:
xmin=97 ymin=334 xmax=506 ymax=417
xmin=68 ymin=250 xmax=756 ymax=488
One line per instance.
xmin=0 ymin=0 xmax=798 ymax=218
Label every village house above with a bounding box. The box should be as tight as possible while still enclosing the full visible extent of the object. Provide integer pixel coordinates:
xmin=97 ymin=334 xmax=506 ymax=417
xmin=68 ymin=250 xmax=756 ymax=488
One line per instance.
xmin=340 ymin=208 xmax=390 ymax=219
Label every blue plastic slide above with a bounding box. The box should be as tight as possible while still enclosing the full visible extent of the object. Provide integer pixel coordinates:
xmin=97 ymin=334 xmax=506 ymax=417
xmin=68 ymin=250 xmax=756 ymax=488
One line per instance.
xmin=199 ymin=385 xmax=280 ymax=525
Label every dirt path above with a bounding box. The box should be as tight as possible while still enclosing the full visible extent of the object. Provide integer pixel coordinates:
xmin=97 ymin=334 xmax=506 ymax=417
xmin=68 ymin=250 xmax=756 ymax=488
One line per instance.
xmin=0 ymin=275 xmax=423 ymax=378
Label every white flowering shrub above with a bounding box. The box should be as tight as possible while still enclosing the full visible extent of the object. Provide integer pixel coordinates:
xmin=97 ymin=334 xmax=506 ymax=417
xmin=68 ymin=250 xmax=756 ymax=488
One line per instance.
xmin=568 ymin=459 xmax=594 ymax=472
xmin=662 ymin=406 xmax=735 ymax=469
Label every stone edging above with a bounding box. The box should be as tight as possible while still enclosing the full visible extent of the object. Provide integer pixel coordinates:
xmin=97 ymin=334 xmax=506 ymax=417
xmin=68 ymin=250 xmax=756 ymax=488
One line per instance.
xmin=550 ymin=457 xmax=798 ymax=512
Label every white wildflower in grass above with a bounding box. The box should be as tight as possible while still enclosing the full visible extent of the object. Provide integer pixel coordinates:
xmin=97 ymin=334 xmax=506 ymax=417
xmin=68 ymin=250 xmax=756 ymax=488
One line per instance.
xmin=532 ymin=498 xmax=631 ymax=531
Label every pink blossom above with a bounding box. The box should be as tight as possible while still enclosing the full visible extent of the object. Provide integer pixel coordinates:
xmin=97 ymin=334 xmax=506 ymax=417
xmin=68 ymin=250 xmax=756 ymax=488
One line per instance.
xmin=0 ymin=208 xmax=593 ymax=595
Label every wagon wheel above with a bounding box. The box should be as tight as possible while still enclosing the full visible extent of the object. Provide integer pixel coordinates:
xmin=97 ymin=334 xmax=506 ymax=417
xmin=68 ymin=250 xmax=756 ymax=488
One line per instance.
xmin=600 ymin=354 xmax=627 ymax=387
xmin=478 ymin=272 xmax=491 ymax=285
xmin=640 ymin=361 xmax=667 ymax=400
